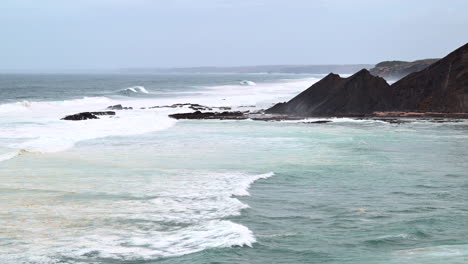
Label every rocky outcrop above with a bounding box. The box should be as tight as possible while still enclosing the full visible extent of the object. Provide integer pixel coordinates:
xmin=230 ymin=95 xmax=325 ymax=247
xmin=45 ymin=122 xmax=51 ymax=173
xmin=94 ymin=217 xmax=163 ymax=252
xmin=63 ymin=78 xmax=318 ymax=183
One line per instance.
xmin=167 ymin=110 xmax=339 ymax=123
xmin=149 ymin=103 xmax=213 ymax=111
xmin=147 ymin=103 xmax=232 ymax=111
xmin=169 ymin=111 xmax=246 ymax=120
xmin=391 ymin=43 xmax=468 ymax=113
xmin=266 ymin=69 xmax=392 ymax=116
xmin=61 ymin=111 xmax=115 ymax=121
xmin=370 ymin=59 xmax=438 ymax=80
xmin=267 ymin=43 xmax=467 ymax=116
xmin=107 ymin=104 xmax=133 ymax=110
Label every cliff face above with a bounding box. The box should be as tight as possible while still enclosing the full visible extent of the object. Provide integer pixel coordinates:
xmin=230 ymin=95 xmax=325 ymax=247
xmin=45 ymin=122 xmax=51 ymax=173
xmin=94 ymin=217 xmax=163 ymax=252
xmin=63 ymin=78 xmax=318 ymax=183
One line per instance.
xmin=266 ymin=69 xmax=392 ymax=116
xmin=370 ymin=59 xmax=438 ymax=80
xmin=391 ymin=43 xmax=468 ymax=112
xmin=266 ymin=43 xmax=467 ymax=117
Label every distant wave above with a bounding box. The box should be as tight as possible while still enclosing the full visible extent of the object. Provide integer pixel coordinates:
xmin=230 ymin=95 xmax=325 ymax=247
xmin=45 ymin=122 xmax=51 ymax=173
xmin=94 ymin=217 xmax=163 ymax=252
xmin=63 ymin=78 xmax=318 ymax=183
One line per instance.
xmin=118 ymin=86 xmax=149 ymax=95
xmin=0 ymin=149 xmax=33 ymax=162
xmin=239 ymin=80 xmax=256 ymax=86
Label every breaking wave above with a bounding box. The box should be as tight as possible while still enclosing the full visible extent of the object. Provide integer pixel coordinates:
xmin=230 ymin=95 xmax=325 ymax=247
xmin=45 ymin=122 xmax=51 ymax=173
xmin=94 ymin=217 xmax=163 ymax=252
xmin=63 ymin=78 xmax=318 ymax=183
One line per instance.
xmin=0 ymin=171 xmax=273 ymax=263
xmin=119 ymin=86 xmax=149 ymax=95
xmin=239 ymin=80 xmax=256 ymax=86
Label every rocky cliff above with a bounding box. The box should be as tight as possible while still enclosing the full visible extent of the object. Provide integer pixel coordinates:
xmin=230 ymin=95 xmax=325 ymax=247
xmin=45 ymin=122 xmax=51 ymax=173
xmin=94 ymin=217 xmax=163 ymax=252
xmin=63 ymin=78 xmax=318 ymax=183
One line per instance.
xmin=266 ymin=69 xmax=392 ymax=116
xmin=267 ymin=43 xmax=467 ymax=116
xmin=391 ymin=43 xmax=468 ymax=112
xmin=370 ymin=59 xmax=438 ymax=80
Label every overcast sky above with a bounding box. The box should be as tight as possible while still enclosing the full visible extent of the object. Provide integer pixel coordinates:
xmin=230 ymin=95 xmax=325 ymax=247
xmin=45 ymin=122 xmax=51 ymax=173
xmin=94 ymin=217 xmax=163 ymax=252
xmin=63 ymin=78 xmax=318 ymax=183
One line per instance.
xmin=1 ymin=0 xmax=467 ymax=70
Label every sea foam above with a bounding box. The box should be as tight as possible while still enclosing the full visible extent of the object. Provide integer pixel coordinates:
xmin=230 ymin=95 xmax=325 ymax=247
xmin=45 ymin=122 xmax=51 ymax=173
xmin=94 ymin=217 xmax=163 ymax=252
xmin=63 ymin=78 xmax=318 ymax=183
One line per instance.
xmin=0 ymin=76 xmax=321 ymax=157
xmin=0 ymin=171 xmax=273 ymax=262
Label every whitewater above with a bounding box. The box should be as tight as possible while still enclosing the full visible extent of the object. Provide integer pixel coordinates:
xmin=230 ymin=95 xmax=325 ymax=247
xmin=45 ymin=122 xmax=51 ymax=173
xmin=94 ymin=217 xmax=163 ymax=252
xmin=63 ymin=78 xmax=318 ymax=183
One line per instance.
xmin=0 ymin=73 xmax=467 ymax=264
xmin=0 ymin=75 xmax=316 ymax=155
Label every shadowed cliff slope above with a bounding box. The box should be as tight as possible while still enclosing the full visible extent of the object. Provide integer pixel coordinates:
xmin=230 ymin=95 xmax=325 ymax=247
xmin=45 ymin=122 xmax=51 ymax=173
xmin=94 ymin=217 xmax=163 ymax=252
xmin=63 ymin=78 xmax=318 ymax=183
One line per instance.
xmin=391 ymin=43 xmax=468 ymax=112
xmin=370 ymin=59 xmax=438 ymax=80
xmin=266 ymin=69 xmax=392 ymax=116
xmin=267 ymin=43 xmax=467 ymax=116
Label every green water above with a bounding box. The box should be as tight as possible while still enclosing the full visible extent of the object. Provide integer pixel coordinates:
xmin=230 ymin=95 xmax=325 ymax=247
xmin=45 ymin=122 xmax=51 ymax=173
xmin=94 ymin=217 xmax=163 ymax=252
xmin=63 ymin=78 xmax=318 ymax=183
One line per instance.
xmin=2 ymin=119 xmax=467 ymax=263
xmin=0 ymin=74 xmax=467 ymax=263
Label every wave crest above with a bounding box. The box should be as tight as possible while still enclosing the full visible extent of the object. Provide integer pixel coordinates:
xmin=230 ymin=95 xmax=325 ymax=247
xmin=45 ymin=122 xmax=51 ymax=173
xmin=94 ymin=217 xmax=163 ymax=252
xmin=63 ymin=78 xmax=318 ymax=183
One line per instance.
xmin=239 ymin=80 xmax=256 ymax=86
xmin=119 ymin=86 xmax=149 ymax=95
xmin=0 ymin=149 xmax=36 ymax=162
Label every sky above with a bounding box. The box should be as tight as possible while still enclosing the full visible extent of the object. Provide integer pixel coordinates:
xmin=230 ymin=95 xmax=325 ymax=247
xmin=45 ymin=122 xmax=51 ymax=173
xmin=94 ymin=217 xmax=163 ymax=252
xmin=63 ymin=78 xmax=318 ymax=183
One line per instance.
xmin=1 ymin=0 xmax=467 ymax=70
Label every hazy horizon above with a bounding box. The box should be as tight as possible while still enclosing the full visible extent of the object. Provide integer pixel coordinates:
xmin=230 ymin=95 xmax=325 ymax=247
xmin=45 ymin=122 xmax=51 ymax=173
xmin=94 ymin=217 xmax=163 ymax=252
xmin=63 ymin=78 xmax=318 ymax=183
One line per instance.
xmin=1 ymin=0 xmax=467 ymax=71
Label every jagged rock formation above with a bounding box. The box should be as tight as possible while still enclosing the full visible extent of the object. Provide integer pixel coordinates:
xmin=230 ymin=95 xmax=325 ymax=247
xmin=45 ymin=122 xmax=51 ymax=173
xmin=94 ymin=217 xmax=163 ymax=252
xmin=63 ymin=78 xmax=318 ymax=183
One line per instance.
xmin=370 ymin=59 xmax=438 ymax=80
xmin=267 ymin=43 xmax=467 ymax=116
xmin=266 ymin=69 xmax=392 ymax=116
xmin=391 ymin=43 xmax=468 ymax=113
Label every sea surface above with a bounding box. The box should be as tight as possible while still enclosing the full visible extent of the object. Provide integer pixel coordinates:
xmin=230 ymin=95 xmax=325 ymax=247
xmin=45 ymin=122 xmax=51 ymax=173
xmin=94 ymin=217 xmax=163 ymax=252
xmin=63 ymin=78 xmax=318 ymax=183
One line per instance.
xmin=0 ymin=73 xmax=467 ymax=264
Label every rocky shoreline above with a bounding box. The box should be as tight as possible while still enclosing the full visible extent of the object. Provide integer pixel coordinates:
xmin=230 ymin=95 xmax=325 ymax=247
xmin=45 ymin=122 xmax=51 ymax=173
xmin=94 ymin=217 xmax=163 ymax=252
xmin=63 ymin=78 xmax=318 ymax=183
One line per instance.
xmin=60 ymin=104 xmax=466 ymax=124
xmin=60 ymin=44 xmax=467 ymax=124
xmin=168 ymin=110 xmax=466 ymax=124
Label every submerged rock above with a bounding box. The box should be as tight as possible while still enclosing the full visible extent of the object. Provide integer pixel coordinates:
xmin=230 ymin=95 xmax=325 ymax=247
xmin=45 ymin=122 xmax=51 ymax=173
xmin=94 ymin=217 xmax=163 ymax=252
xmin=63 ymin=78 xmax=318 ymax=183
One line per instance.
xmin=61 ymin=111 xmax=115 ymax=121
xmin=149 ymin=103 xmax=213 ymax=111
xmin=309 ymin=120 xmax=332 ymax=124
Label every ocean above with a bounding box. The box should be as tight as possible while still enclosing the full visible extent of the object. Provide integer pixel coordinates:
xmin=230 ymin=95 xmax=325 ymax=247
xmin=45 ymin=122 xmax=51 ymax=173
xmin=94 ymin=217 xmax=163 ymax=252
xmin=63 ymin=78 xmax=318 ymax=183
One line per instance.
xmin=0 ymin=73 xmax=467 ymax=264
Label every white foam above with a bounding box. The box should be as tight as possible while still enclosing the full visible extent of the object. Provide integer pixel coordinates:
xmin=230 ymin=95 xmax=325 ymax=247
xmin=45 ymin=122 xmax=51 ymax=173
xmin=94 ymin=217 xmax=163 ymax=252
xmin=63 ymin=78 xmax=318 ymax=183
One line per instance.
xmin=64 ymin=220 xmax=255 ymax=261
xmin=239 ymin=80 xmax=256 ymax=86
xmin=120 ymin=85 xmax=149 ymax=94
xmin=192 ymin=77 xmax=322 ymax=109
xmin=0 ymin=171 xmax=273 ymax=262
xmin=395 ymin=244 xmax=468 ymax=259
xmin=0 ymin=151 xmax=19 ymax=162
xmin=0 ymin=110 xmax=176 ymax=153
xmin=0 ymin=96 xmax=183 ymax=153
xmin=0 ymin=76 xmax=321 ymax=154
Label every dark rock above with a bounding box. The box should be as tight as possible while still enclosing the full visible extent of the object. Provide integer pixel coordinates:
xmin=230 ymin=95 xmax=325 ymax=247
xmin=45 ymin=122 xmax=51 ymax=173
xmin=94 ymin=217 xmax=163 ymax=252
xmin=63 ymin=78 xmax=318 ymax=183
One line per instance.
xmin=391 ymin=43 xmax=468 ymax=113
xmin=373 ymin=118 xmax=411 ymax=124
xmin=369 ymin=59 xmax=439 ymax=80
xmin=266 ymin=69 xmax=392 ymax=116
xmin=107 ymin=104 xmax=123 ymax=110
xmin=149 ymin=103 xmax=212 ymax=111
xmin=90 ymin=111 xmax=116 ymax=116
xmin=107 ymin=104 xmax=133 ymax=110
xmin=169 ymin=111 xmax=247 ymax=120
xmin=61 ymin=111 xmax=115 ymax=121
xmin=309 ymin=120 xmax=332 ymax=124
xmin=62 ymin=112 xmax=99 ymax=120
xmin=217 ymin=107 xmax=232 ymax=110
xmin=266 ymin=43 xmax=467 ymax=117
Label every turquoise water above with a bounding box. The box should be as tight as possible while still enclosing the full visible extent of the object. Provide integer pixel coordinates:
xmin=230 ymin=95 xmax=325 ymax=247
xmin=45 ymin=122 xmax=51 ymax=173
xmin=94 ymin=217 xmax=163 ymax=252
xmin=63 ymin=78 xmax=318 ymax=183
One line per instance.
xmin=0 ymin=74 xmax=467 ymax=263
